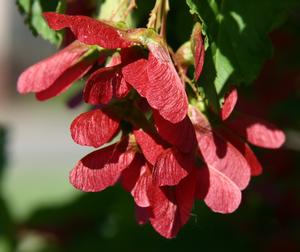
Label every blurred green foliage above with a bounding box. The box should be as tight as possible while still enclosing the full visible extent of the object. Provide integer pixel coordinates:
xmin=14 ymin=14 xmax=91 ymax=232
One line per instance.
xmin=16 ymin=0 xmax=65 ymax=46
xmin=0 ymin=128 xmax=17 ymax=251
xmin=0 ymin=128 xmax=7 ymax=179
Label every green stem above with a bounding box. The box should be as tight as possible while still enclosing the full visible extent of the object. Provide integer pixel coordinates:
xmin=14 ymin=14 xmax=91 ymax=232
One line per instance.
xmin=147 ymin=0 xmax=170 ymax=41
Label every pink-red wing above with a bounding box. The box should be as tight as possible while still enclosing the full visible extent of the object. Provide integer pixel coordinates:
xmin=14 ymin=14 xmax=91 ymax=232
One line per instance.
xmin=44 ymin=13 xmax=133 ymax=49
xmin=69 ymin=138 xmax=136 ymax=192
xmin=18 ymin=41 xmax=89 ymax=94
xmin=221 ymin=88 xmax=238 ymax=121
xmin=84 ymin=66 xmax=120 ymax=105
xmin=133 ymin=129 xmax=167 ymax=165
xmin=120 ymin=154 xmax=143 ymax=192
xmin=226 ymin=113 xmax=286 ymax=149
xmin=146 ymin=44 xmax=188 ymax=123
xmin=153 ymin=111 xmax=197 ymax=153
xmin=153 ymin=148 xmax=191 ymax=186
xmin=121 ymin=154 xmax=152 ymax=207
xmin=70 ymin=109 xmax=120 ymax=148
xmin=122 ymin=44 xmax=188 ymax=123
xmin=196 ymin=166 xmax=242 ymax=213
xmin=189 ymin=106 xmax=251 ymax=190
xmin=122 ymin=58 xmax=149 ymax=97
xmin=115 ymin=78 xmax=131 ymax=98
xmin=36 ymin=58 xmax=93 ymax=101
xmin=192 ymin=23 xmax=205 ymax=81
xmin=217 ymin=126 xmax=263 ymax=176
xmin=148 ymin=173 xmax=196 ymax=239
xmin=130 ymin=163 xmax=153 ymax=208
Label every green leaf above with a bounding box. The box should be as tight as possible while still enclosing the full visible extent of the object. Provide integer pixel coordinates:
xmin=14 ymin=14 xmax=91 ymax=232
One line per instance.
xmin=186 ymin=0 xmax=299 ymax=94
xmin=17 ymin=0 xmax=66 ymax=46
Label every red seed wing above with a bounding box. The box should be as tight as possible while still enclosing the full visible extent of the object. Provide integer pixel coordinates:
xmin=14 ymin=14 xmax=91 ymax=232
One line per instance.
xmin=148 ymin=173 xmax=196 ymax=239
xmin=226 ymin=113 xmax=286 ymax=149
xmin=122 ymin=58 xmax=149 ymax=97
xmin=133 ymin=129 xmax=166 ymax=165
xmin=131 ymin=163 xmax=153 ymax=208
xmin=221 ymin=88 xmax=238 ymax=121
xmin=44 ymin=13 xmax=133 ymax=49
xmin=70 ymin=109 xmax=120 ymax=148
xmin=146 ymin=44 xmax=188 ymax=123
xmin=121 ymin=154 xmax=152 ymax=207
xmin=36 ymin=58 xmax=93 ymax=101
xmin=153 ymin=111 xmax=197 ymax=153
xmin=196 ymin=166 xmax=242 ymax=213
xmin=115 ymin=77 xmax=131 ymax=98
xmin=153 ymin=148 xmax=191 ymax=186
xmin=192 ymin=23 xmax=205 ymax=81
xmin=189 ymin=106 xmax=251 ymax=190
xmin=217 ymin=126 xmax=263 ymax=176
xmin=69 ymin=138 xmax=135 ymax=192
xmin=120 ymin=154 xmax=143 ymax=193
xmin=122 ymin=44 xmax=188 ymax=123
xmin=18 ymin=41 xmax=89 ymax=94
xmin=84 ymin=66 xmax=119 ymax=105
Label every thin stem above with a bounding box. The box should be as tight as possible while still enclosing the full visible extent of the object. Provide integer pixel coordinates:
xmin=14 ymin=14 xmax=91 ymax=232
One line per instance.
xmin=147 ymin=0 xmax=162 ymax=29
xmin=160 ymin=0 xmax=169 ymax=39
xmin=124 ymin=0 xmax=137 ymax=19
